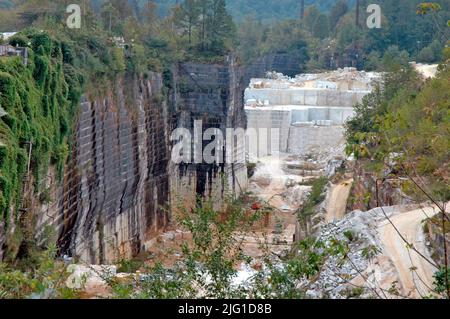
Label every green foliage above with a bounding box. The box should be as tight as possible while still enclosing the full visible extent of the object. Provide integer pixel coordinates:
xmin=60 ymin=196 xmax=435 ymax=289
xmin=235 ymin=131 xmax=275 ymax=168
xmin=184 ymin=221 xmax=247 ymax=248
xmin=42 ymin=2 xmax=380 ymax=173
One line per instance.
xmin=248 ymin=238 xmax=328 ymax=299
xmin=417 ymin=2 xmax=442 ymax=15
xmin=345 ymin=63 xmax=450 ymax=202
xmin=173 ymin=0 xmax=236 ymax=57
xmin=247 ymin=162 xmax=256 ymax=179
xmin=433 ymin=267 xmax=450 ymax=294
xmin=0 ymin=25 xmax=155 ymax=257
xmin=116 ymin=258 xmax=144 ymax=273
xmin=176 ymin=197 xmax=257 ymax=298
xmin=329 ymin=0 xmax=349 ymax=30
xmin=381 ymin=46 xmax=410 ymax=70
xmin=312 ymin=14 xmax=330 ymax=39
xmin=343 ymin=230 xmax=356 ymax=242
xmin=418 ymin=46 xmax=436 ymax=63
xmin=262 ymin=20 xmax=310 ymax=71
xmin=345 ymin=66 xmax=421 ymax=159
xmin=106 ymin=196 xmax=350 ymax=299
xmin=8 ymin=34 xmax=28 ymax=47
xmin=0 ymin=31 xmax=79 ymax=234
xmin=109 ymin=196 xmax=261 ymax=299
xmin=298 ymin=177 xmax=328 ymax=220
xmin=302 ymin=0 xmax=449 ymax=70
xmin=417 ymin=40 xmax=444 ymax=63
xmin=151 ymin=0 xmax=345 ymax=23
xmin=0 ymin=244 xmax=78 ymax=299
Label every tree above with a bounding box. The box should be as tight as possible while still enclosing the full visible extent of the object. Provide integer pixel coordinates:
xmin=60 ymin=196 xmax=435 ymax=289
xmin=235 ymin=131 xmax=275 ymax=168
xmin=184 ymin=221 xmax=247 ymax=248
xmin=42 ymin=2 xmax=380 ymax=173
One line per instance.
xmin=418 ymin=46 xmax=435 ymax=63
xmin=206 ymin=0 xmax=235 ymax=53
xmin=329 ymin=0 xmax=348 ymax=30
xmin=129 ymin=0 xmax=141 ymax=20
xmin=197 ymin=0 xmax=211 ymax=50
xmin=263 ymin=20 xmax=309 ymax=72
xmin=313 ymin=14 xmax=329 ymax=39
xmin=101 ymin=1 xmax=119 ymax=33
xmin=174 ymin=0 xmax=200 ymax=44
xmin=303 ymin=5 xmax=320 ymax=34
xmin=300 ymin=0 xmax=305 ymax=20
xmin=236 ymin=16 xmax=265 ymax=64
xmin=110 ymin=0 xmax=133 ymax=20
xmin=355 ymin=0 xmax=360 ymax=27
xmin=382 ymin=45 xmax=410 ymax=70
xmin=416 ymin=2 xmax=450 ymax=43
xmin=142 ymin=0 xmax=158 ymax=36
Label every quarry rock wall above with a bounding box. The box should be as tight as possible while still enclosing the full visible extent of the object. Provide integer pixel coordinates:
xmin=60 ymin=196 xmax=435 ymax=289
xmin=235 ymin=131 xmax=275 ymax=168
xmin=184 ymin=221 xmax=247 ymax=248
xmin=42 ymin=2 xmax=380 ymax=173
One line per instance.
xmin=170 ymin=57 xmax=248 ymax=209
xmin=244 ymin=53 xmax=303 ymax=82
xmin=245 ymin=88 xmax=367 ymax=108
xmin=29 ymin=58 xmax=248 ymax=264
xmin=288 ymin=125 xmax=345 ymax=154
xmin=245 ymin=105 xmax=353 ymax=157
xmin=1 ymin=56 xmax=249 ymax=264
xmin=290 ymin=107 xmax=354 ymax=125
xmin=245 ymin=109 xmax=291 ymax=157
xmin=244 ymin=69 xmax=381 ymax=158
xmin=346 ymin=160 xmax=412 ymax=212
xmin=427 ymin=223 xmax=450 ymax=266
xmin=34 ymin=73 xmax=171 ymax=264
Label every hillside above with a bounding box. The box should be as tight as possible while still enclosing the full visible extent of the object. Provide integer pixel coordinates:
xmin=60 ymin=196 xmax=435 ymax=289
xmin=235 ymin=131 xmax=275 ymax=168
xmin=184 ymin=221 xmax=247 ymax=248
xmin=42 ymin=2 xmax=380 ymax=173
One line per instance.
xmin=149 ymin=0 xmax=355 ymax=22
xmin=1 ymin=0 xmax=351 ymax=22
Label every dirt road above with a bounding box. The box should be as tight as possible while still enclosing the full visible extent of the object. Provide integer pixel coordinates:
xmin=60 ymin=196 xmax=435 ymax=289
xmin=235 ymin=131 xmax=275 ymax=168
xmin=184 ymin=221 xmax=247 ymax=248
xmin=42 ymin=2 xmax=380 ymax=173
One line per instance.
xmin=378 ymin=206 xmax=443 ymax=298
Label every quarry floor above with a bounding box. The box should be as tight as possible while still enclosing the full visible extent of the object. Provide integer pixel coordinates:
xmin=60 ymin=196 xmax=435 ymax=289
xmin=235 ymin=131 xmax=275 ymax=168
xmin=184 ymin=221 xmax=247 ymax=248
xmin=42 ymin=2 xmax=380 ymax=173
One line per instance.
xmin=140 ymin=154 xmax=309 ymax=270
xmin=68 ymin=155 xmax=444 ymax=299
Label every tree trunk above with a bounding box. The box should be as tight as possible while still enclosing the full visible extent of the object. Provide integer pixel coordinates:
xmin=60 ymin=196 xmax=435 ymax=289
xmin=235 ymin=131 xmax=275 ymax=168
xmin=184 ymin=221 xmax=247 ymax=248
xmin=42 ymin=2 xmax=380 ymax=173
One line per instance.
xmin=356 ymin=0 xmax=360 ymax=27
xmin=300 ymin=0 xmax=305 ymax=19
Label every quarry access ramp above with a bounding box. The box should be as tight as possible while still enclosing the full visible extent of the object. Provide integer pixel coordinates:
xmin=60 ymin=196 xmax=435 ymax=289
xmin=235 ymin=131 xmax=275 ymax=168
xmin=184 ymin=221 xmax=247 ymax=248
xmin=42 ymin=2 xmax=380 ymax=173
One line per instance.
xmin=378 ymin=204 xmax=448 ymax=298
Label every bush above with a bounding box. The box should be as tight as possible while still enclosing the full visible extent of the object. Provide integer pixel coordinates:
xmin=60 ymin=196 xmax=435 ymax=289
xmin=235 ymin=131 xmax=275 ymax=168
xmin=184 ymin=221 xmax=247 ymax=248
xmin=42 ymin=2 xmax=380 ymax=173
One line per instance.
xmin=8 ymin=35 xmax=28 ymax=48
xmin=418 ymin=47 xmax=435 ymax=63
xmin=117 ymin=259 xmax=144 ymax=273
xmin=0 ymin=245 xmax=78 ymax=299
xmin=0 ymin=72 xmax=16 ymax=111
xmin=433 ymin=267 xmax=450 ymax=294
xmin=298 ymin=177 xmax=328 ymax=219
xmin=343 ymin=230 xmax=356 ymax=242
xmin=247 ymin=162 xmax=256 ymax=178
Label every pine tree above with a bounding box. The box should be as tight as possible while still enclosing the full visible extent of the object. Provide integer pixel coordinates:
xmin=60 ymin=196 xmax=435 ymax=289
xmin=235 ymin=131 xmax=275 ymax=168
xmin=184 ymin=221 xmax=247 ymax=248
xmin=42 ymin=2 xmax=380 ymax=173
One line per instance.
xmin=355 ymin=0 xmax=360 ymax=27
xmin=143 ymin=0 xmax=158 ymax=25
xmin=329 ymin=0 xmax=348 ymax=29
xmin=101 ymin=1 xmax=117 ymax=32
xmin=110 ymin=0 xmax=133 ymax=20
xmin=303 ymin=5 xmax=320 ymax=34
xmin=207 ymin=0 xmax=235 ymax=52
xmin=313 ymin=14 xmax=329 ymax=39
xmin=300 ymin=0 xmax=305 ymax=20
xmin=174 ymin=0 xmax=200 ymax=44
xmin=197 ymin=0 xmax=211 ymax=51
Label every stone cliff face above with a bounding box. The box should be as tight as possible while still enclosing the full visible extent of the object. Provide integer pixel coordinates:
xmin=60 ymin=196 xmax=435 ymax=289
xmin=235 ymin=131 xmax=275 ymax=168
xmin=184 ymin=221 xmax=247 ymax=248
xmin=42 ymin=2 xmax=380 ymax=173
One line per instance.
xmin=169 ymin=56 xmax=248 ymax=210
xmin=2 ymin=52 xmax=298 ymax=264
xmin=34 ymin=73 xmax=171 ymax=264
xmin=346 ymin=160 xmax=412 ymax=212
xmin=3 ymin=57 xmax=249 ymax=264
xmin=244 ymin=53 xmax=303 ymax=82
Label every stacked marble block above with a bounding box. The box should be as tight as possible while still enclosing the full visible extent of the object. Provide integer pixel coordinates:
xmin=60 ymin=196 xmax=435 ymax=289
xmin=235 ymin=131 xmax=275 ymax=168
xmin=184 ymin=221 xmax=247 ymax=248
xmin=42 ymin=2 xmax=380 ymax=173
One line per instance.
xmin=245 ymin=84 xmax=372 ymax=157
